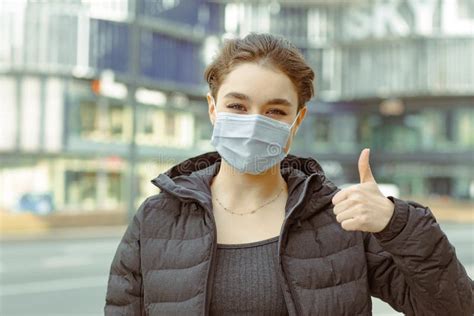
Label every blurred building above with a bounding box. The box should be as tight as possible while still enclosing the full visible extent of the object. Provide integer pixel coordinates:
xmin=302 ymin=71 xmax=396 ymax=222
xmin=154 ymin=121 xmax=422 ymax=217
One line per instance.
xmin=0 ymin=0 xmax=473 ymax=216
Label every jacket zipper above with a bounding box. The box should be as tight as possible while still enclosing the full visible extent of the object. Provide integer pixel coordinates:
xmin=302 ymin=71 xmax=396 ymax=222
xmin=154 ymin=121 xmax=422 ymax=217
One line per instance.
xmin=277 ymin=174 xmax=317 ymax=316
xmin=206 ymin=213 xmax=217 ymax=316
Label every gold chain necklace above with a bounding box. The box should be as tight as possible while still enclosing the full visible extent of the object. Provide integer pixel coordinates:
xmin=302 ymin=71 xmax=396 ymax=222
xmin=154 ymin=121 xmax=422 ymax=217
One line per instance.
xmin=213 ymin=187 xmax=285 ymax=216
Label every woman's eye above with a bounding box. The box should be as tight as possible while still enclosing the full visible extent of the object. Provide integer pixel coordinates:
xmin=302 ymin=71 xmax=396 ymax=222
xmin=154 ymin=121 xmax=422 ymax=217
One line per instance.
xmin=267 ymin=108 xmax=287 ymax=116
xmin=226 ymin=103 xmax=246 ymax=111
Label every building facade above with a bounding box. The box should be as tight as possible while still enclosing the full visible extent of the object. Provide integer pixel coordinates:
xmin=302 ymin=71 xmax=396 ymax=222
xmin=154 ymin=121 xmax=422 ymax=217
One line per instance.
xmin=0 ymin=0 xmax=472 ymax=217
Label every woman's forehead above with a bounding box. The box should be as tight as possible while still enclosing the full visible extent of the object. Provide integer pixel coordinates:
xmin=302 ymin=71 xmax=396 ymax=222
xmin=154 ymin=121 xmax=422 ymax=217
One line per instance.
xmin=218 ymin=63 xmax=298 ymax=104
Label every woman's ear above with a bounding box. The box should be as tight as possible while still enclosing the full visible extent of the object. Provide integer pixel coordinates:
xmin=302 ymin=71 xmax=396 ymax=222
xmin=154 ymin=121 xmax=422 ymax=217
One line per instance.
xmin=207 ymin=92 xmax=216 ymax=125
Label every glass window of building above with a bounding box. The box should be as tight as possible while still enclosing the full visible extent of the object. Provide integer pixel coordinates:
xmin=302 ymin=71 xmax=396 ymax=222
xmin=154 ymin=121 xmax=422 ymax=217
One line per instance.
xmin=107 ymin=172 xmax=123 ymax=209
xmin=79 ymin=101 xmax=99 ymax=139
xmin=65 ymin=170 xmax=97 ymax=210
xmin=165 ymin=111 xmax=176 ymax=137
xmin=457 ymin=107 xmax=474 ymax=147
xmin=333 ymin=113 xmax=357 ymax=152
xmin=313 ymin=114 xmax=331 ymax=144
xmin=136 ymin=105 xmax=155 ymax=144
xmin=427 ymin=176 xmax=453 ymax=197
xmin=373 ymin=115 xmax=420 ymax=152
xmin=108 ymin=103 xmax=125 ymax=140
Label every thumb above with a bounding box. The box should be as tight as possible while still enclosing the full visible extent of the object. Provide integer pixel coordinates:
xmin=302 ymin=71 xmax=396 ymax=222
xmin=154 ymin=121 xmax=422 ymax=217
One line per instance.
xmin=358 ymin=148 xmax=376 ymax=183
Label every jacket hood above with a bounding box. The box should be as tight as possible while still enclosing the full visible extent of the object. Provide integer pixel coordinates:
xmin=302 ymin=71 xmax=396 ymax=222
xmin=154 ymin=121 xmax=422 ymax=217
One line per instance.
xmin=151 ymin=151 xmax=336 ymax=218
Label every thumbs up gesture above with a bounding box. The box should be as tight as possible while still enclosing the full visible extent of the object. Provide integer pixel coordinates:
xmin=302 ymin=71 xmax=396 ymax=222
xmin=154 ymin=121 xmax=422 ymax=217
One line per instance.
xmin=331 ymin=148 xmax=395 ymax=233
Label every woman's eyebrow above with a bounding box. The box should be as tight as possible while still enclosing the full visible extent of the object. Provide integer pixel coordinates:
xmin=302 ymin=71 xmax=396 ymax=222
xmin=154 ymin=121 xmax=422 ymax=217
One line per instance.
xmin=224 ymin=92 xmax=250 ymax=101
xmin=223 ymin=92 xmax=292 ymax=107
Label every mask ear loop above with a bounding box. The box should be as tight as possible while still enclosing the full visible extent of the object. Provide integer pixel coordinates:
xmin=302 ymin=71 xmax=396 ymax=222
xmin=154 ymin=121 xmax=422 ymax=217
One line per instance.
xmin=283 ymin=110 xmax=301 ymax=156
xmin=289 ymin=110 xmax=301 ymax=132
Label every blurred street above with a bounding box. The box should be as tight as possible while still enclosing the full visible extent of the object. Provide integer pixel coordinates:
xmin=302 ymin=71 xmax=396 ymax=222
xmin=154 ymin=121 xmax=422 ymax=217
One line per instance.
xmin=0 ymin=232 xmax=118 ymax=316
xmin=1 ymin=222 xmax=472 ymax=316
xmin=1 ymin=0 xmax=473 ymax=314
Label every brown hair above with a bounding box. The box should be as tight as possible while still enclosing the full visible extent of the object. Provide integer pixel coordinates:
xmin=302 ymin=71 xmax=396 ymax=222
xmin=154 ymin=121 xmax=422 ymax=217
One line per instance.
xmin=204 ymin=33 xmax=315 ymax=111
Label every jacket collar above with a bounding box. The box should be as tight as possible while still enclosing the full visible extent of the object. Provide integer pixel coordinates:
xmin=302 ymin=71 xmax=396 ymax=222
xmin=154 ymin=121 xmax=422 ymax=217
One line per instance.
xmin=151 ymin=151 xmax=336 ymax=218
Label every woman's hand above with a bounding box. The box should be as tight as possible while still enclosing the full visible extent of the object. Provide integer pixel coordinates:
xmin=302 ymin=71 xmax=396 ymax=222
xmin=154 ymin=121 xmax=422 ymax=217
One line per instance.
xmin=332 ymin=148 xmax=395 ymax=233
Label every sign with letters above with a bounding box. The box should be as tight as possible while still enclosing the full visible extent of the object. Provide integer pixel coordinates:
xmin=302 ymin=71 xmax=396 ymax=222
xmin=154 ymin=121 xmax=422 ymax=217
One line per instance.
xmin=344 ymin=0 xmax=474 ymax=40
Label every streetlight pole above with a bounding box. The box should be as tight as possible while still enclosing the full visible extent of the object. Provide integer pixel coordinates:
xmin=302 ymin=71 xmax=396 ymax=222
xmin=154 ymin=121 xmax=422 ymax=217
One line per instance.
xmin=127 ymin=0 xmax=141 ymax=222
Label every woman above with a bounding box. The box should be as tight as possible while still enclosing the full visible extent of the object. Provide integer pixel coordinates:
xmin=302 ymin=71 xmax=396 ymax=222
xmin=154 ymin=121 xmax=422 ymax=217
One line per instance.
xmin=104 ymin=33 xmax=472 ymax=315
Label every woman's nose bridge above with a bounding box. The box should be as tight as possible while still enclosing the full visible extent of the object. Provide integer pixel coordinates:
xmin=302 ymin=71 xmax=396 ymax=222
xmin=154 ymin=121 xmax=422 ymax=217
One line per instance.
xmin=249 ymin=106 xmax=263 ymax=115
xmin=247 ymin=101 xmax=268 ymax=115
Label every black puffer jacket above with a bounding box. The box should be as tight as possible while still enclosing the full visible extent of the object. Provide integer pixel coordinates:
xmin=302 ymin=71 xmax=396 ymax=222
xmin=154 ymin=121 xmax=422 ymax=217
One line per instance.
xmin=104 ymin=151 xmax=473 ymax=315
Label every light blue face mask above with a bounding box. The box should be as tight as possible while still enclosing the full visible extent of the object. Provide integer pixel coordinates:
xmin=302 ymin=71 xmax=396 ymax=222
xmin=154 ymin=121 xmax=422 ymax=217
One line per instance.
xmin=210 ymin=96 xmax=300 ymax=174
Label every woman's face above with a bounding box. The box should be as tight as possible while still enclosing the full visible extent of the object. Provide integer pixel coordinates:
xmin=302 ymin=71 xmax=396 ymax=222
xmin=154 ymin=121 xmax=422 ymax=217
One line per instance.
xmin=207 ymin=62 xmax=307 ymax=154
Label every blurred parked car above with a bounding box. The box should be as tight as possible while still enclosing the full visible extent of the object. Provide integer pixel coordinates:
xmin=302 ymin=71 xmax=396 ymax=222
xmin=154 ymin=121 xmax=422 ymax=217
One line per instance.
xmin=17 ymin=192 xmax=55 ymax=215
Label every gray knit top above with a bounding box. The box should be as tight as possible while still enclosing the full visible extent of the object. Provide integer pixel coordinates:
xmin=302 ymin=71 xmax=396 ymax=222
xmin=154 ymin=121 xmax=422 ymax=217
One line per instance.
xmin=209 ymin=235 xmax=289 ymax=315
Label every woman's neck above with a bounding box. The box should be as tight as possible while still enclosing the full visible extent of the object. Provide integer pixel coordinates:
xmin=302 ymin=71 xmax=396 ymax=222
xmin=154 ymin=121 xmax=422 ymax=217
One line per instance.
xmin=210 ymin=159 xmax=288 ymax=208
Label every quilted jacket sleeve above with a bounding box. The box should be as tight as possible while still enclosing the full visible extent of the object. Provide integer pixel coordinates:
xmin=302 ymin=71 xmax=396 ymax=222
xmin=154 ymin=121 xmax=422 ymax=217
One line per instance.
xmin=364 ymin=196 xmax=473 ymax=315
xmin=104 ymin=198 xmax=148 ymax=316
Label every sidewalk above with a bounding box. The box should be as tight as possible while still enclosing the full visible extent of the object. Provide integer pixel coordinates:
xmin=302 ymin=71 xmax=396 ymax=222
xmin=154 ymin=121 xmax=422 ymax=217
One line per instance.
xmin=0 ymin=211 xmax=128 ymax=241
xmin=0 ymin=223 xmax=128 ymax=241
xmin=407 ymin=197 xmax=474 ymax=223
